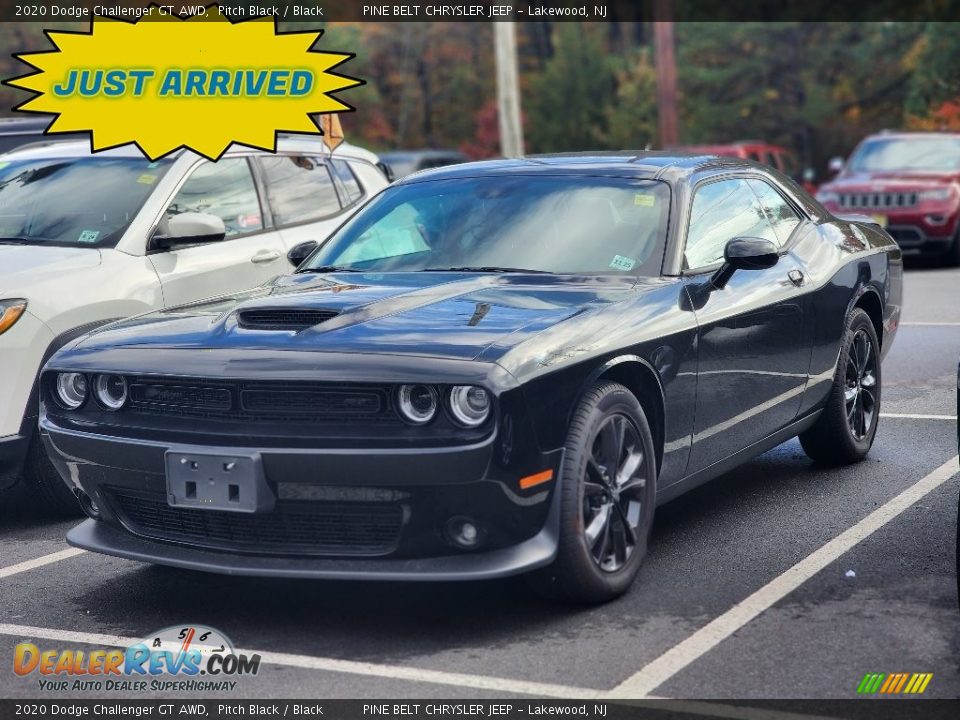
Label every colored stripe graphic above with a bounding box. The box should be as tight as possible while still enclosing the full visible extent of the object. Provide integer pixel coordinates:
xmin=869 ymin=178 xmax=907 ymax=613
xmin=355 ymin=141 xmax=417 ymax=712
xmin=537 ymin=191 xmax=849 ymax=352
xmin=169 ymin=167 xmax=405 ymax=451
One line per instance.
xmin=857 ymin=672 xmax=932 ymax=694
xmin=857 ymin=673 xmax=885 ymax=694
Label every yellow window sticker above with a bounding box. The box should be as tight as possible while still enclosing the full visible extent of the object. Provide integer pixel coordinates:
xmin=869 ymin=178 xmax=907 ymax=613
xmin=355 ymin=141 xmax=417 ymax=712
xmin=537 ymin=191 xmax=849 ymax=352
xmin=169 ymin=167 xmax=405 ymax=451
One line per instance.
xmin=634 ymin=194 xmax=655 ymax=207
xmin=137 ymin=174 xmax=157 ymax=184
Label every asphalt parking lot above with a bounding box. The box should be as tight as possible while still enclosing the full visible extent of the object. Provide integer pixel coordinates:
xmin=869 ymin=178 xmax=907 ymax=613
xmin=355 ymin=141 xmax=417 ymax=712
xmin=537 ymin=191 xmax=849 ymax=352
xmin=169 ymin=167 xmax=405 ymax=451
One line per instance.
xmin=1 ymin=263 xmax=958 ymax=703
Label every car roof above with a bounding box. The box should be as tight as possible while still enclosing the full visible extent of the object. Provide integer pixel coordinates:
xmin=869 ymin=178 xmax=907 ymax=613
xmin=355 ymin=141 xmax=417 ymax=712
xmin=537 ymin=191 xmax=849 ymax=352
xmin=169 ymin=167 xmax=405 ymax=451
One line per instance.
xmin=0 ymin=134 xmax=380 ymax=164
xmin=392 ymin=151 xmax=759 ymax=185
xmin=381 ymin=149 xmax=468 ymax=160
xmin=0 ymin=115 xmax=54 ymax=134
xmin=862 ymin=130 xmax=960 ymax=141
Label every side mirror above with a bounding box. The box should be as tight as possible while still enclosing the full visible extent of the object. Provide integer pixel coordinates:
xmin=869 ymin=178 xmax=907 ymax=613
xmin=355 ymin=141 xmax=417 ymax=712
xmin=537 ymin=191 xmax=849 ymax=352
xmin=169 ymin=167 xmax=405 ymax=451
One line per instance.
xmin=287 ymin=240 xmax=318 ymax=267
xmin=153 ymin=212 xmax=226 ymax=250
xmin=711 ymin=237 xmax=779 ymax=289
xmin=828 ymin=156 xmax=845 ymax=174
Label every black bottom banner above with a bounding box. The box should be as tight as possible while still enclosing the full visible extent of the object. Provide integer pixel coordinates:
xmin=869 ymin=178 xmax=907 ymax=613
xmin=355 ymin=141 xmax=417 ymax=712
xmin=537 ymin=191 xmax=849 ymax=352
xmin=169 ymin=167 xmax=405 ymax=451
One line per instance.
xmin=2 ymin=700 xmax=960 ymax=720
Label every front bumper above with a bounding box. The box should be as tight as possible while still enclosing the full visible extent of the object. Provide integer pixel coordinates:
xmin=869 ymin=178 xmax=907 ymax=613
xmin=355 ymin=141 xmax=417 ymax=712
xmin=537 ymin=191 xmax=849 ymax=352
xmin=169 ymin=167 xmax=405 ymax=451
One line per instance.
xmin=67 ymin=491 xmax=560 ymax=581
xmin=42 ymin=410 xmax=564 ymax=580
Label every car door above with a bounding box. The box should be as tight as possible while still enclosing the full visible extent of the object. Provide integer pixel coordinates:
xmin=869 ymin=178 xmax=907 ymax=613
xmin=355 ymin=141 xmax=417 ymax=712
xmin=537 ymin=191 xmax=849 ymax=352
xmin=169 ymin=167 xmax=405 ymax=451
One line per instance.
xmin=148 ymin=157 xmax=287 ymax=307
xmin=682 ymin=176 xmax=811 ymax=474
xmin=256 ymin=154 xmax=352 ymax=254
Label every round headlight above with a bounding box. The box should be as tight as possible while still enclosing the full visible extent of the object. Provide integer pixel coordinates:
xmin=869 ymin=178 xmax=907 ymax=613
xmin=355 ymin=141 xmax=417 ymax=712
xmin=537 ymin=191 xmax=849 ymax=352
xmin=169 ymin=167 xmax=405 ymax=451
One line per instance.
xmin=448 ymin=385 xmax=491 ymax=427
xmin=397 ymin=384 xmax=439 ymax=425
xmin=94 ymin=374 xmax=128 ymax=410
xmin=55 ymin=373 xmax=88 ymax=409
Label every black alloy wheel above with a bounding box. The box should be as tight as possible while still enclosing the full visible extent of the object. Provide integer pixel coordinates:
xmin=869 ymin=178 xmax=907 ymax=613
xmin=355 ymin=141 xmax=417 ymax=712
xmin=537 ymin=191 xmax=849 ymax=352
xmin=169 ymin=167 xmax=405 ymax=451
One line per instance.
xmin=800 ymin=307 xmax=881 ymax=465
xmin=844 ymin=328 xmax=878 ymax=441
xmin=583 ymin=413 xmax=649 ymax=572
xmin=529 ymin=381 xmax=657 ymax=604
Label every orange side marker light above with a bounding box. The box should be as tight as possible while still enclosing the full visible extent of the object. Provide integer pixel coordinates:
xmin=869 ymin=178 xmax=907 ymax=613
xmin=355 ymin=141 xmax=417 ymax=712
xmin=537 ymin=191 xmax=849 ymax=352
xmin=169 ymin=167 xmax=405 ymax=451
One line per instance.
xmin=519 ymin=469 xmax=554 ymax=490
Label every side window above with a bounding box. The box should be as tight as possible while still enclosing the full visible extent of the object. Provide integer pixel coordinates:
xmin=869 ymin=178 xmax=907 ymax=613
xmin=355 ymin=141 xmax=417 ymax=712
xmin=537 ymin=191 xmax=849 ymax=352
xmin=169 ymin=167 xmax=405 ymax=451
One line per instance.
xmin=330 ymin=159 xmax=364 ymax=205
xmin=259 ymin=155 xmax=341 ymax=226
xmin=747 ymin=179 xmax=801 ymax=246
xmin=165 ymin=159 xmax=263 ymax=238
xmin=685 ymin=178 xmax=778 ymax=269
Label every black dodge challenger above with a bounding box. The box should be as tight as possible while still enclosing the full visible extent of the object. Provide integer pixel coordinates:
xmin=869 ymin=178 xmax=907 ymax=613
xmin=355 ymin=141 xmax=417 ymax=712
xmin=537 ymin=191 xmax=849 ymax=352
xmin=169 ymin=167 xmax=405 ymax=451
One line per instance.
xmin=41 ymin=154 xmax=902 ymax=603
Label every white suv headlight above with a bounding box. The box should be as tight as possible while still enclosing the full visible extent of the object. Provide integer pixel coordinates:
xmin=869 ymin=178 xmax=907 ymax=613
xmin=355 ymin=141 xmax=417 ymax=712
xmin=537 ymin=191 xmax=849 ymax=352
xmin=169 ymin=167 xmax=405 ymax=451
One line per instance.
xmin=0 ymin=299 xmax=27 ymax=336
xmin=918 ymin=188 xmax=953 ymax=203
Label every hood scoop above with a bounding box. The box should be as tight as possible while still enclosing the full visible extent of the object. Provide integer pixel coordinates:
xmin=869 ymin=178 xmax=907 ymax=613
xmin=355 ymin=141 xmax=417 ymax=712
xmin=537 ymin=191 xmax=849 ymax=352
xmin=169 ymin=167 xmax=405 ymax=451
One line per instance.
xmin=236 ymin=307 xmax=339 ymax=332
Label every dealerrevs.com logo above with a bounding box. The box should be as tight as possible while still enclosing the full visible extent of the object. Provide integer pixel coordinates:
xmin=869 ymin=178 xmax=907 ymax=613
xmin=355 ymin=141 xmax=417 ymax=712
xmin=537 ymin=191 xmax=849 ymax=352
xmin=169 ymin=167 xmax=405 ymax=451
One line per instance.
xmin=14 ymin=625 xmax=260 ymax=693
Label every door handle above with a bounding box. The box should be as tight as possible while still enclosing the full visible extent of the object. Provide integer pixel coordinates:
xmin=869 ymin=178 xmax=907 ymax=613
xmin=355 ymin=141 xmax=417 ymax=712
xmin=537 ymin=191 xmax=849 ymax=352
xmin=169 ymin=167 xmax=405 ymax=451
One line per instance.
xmin=788 ymin=269 xmax=805 ymax=286
xmin=250 ymin=250 xmax=281 ymax=264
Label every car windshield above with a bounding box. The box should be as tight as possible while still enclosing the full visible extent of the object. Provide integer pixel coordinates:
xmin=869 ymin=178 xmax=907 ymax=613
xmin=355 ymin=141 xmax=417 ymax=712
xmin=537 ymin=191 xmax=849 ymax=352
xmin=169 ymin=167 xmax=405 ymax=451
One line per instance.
xmin=847 ymin=137 xmax=960 ymax=173
xmin=305 ymin=175 xmax=670 ymax=276
xmin=0 ymin=156 xmax=174 ymax=247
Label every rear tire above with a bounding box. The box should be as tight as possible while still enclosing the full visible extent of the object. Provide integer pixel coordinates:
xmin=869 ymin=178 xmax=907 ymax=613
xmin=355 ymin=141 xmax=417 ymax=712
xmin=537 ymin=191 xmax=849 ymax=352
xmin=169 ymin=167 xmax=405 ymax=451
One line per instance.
xmin=22 ymin=431 xmax=83 ymax=517
xmin=800 ymin=308 xmax=880 ymax=465
xmin=528 ymin=382 xmax=657 ymax=604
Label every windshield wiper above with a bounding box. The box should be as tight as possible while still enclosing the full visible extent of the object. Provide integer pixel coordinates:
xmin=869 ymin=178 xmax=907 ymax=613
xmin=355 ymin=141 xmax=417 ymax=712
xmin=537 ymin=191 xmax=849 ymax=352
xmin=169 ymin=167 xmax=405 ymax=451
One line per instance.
xmin=0 ymin=237 xmax=33 ymax=245
xmin=423 ymin=266 xmax=551 ymax=274
xmin=297 ymin=265 xmax=365 ymax=274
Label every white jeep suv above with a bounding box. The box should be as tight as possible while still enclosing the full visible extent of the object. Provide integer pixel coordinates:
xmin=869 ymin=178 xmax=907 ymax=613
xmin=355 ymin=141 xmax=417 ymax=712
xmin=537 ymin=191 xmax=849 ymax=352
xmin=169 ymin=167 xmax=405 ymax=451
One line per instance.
xmin=0 ymin=135 xmax=388 ymax=513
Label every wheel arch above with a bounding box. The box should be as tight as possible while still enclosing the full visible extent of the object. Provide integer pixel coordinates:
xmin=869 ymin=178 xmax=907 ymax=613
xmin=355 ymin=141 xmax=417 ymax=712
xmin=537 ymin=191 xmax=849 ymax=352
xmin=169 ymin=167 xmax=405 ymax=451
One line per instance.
xmin=582 ymin=356 xmax=665 ymax=475
xmin=851 ymin=286 xmax=884 ymax=350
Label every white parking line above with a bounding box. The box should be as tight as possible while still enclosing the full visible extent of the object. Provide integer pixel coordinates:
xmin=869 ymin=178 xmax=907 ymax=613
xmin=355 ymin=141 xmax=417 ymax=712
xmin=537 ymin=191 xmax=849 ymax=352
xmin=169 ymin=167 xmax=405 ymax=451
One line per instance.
xmin=609 ymin=455 xmax=960 ymax=698
xmin=0 ymin=548 xmax=85 ymax=579
xmin=880 ymin=412 xmax=957 ymax=420
xmin=0 ymin=622 xmax=604 ymax=699
xmin=899 ymin=321 xmax=960 ymax=326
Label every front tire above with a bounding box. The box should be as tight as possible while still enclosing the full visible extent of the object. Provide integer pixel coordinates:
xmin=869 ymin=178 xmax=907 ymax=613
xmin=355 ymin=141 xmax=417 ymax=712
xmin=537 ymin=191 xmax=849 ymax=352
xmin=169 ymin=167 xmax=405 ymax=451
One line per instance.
xmin=529 ymin=382 xmax=657 ymax=604
xmin=22 ymin=431 xmax=83 ymax=517
xmin=800 ymin=308 xmax=880 ymax=465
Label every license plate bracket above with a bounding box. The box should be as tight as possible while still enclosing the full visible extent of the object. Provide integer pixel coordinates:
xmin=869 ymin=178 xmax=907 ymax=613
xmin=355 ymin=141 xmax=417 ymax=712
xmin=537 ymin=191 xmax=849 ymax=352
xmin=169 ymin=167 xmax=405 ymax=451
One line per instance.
xmin=165 ymin=449 xmax=274 ymax=513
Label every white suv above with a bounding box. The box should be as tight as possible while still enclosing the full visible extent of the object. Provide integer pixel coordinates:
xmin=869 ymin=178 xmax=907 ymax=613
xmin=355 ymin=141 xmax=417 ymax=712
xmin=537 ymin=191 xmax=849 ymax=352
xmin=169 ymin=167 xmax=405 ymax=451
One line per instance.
xmin=0 ymin=135 xmax=388 ymax=513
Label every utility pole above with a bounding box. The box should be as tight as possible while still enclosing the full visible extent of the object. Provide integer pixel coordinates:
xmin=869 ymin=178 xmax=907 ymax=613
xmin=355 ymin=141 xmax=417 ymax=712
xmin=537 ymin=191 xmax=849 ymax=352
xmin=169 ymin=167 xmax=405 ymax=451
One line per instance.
xmin=653 ymin=0 xmax=679 ymax=148
xmin=494 ymin=21 xmax=524 ymax=157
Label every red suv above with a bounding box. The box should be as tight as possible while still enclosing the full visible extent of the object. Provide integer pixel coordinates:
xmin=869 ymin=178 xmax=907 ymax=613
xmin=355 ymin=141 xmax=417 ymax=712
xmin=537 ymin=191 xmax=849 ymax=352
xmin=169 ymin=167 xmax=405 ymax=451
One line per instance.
xmin=677 ymin=142 xmax=802 ymax=176
xmin=816 ymin=132 xmax=960 ymax=263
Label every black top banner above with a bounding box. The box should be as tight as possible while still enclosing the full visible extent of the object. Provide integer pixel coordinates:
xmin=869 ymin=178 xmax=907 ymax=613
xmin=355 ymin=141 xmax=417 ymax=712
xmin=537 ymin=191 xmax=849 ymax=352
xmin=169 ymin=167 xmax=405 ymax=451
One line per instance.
xmin=5 ymin=0 xmax=960 ymax=23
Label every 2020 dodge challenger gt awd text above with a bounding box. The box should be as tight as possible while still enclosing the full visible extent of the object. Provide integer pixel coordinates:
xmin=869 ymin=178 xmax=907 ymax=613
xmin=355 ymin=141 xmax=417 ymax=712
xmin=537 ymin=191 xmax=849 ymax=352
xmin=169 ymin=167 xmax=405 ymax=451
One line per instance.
xmin=40 ymin=154 xmax=902 ymax=603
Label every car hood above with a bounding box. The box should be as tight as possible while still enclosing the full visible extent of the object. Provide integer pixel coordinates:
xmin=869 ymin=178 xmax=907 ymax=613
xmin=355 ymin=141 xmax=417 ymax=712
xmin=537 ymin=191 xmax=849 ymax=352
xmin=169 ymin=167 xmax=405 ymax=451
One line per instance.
xmin=825 ymin=171 xmax=960 ymax=190
xmin=73 ymin=271 xmax=649 ymax=362
xmin=0 ymin=245 xmax=102 ymax=297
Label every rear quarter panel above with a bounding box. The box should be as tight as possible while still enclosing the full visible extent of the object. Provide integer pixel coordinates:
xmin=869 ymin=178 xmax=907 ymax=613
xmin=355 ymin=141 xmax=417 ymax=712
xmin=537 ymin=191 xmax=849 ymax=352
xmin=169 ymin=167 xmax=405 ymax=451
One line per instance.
xmin=797 ymin=220 xmax=902 ymax=417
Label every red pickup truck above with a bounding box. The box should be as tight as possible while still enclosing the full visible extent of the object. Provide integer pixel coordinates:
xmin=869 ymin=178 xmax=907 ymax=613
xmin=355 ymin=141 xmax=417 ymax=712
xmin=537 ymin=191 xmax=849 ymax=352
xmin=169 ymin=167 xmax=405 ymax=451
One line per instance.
xmin=816 ymin=131 xmax=960 ymax=264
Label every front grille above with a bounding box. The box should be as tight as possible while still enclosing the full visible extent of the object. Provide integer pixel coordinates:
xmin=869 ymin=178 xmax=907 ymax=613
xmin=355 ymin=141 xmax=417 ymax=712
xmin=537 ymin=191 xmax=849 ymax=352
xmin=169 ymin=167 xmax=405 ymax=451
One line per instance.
xmin=107 ymin=488 xmax=405 ymax=557
xmin=838 ymin=192 xmax=918 ymax=210
xmin=241 ymin=388 xmax=382 ymax=416
xmin=127 ymin=378 xmax=397 ymax=424
xmin=886 ymin=226 xmax=925 ymax=246
xmin=237 ymin=308 xmax=338 ymax=331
